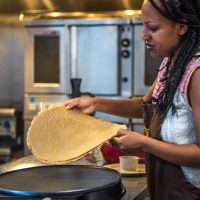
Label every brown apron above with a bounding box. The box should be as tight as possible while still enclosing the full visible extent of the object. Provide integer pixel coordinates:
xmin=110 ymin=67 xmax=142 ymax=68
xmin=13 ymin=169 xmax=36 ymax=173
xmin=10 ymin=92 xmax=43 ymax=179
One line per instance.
xmin=143 ymin=101 xmax=200 ymax=200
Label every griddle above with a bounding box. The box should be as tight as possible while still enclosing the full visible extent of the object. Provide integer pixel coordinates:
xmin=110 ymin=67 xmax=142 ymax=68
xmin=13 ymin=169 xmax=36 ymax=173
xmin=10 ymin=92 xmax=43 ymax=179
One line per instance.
xmin=0 ymin=165 xmax=125 ymax=199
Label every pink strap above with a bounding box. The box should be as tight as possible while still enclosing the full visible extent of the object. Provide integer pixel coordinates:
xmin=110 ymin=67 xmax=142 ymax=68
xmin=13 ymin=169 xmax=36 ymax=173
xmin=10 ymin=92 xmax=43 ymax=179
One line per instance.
xmin=178 ymin=57 xmax=200 ymax=94
xmin=152 ymin=57 xmax=200 ymax=98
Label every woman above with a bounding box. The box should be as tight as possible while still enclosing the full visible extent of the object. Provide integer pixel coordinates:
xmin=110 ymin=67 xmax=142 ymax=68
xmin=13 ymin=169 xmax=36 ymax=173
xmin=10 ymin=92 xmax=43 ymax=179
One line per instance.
xmin=64 ymin=0 xmax=200 ymax=199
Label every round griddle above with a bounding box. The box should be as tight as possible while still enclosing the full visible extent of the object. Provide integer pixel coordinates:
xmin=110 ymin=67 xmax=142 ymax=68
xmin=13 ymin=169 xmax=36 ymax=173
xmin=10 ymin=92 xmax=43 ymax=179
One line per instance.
xmin=0 ymin=165 xmax=124 ymax=199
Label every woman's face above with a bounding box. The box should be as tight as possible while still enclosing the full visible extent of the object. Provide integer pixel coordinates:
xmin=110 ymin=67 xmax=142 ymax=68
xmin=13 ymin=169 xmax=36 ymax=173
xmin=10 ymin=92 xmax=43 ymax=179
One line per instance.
xmin=141 ymin=0 xmax=187 ymax=58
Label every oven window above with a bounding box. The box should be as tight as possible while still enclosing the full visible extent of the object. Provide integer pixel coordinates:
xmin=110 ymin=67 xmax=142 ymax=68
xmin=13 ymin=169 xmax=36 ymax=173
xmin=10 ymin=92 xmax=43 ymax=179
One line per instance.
xmin=145 ymin=50 xmax=162 ymax=86
xmin=34 ymin=36 xmax=60 ymax=83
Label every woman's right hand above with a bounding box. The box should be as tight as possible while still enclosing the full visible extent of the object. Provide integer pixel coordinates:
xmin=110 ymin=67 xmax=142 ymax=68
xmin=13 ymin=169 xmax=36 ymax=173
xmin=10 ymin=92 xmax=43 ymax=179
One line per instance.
xmin=64 ymin=97 xmax=96 ymax=114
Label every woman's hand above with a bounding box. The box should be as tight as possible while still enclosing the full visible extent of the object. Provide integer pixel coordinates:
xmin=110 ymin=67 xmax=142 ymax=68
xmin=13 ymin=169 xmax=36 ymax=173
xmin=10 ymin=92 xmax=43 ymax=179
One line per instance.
xmin=111 ymin=129 xmax=145 ymax=151
xmin=64 ymin=97 xmax=96 ymax=114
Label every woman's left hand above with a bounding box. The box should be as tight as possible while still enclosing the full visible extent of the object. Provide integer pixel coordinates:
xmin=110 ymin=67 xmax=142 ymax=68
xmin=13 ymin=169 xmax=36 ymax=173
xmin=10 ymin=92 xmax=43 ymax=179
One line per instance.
xmin=111 ymin=129 xmax=145 ymax=151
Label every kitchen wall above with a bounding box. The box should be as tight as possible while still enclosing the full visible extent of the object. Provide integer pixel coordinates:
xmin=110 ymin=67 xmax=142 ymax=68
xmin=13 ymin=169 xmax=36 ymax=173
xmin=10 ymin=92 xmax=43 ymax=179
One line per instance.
xmin=0 ymin=19 xmax=25 ymax=109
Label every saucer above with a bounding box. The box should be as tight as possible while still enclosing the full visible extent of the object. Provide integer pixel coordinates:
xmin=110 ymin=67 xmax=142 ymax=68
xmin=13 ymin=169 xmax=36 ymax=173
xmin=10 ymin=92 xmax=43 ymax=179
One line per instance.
xmin=104 ymin=163 xmax=146 ymax=177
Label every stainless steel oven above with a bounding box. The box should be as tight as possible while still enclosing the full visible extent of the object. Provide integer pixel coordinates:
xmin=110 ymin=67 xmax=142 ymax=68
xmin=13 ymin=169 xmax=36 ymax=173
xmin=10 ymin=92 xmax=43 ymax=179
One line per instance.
xmin=24 ymin=19 xmax=134 ymax=97
xmin=70 ymin=22 xmax=133 ymax=97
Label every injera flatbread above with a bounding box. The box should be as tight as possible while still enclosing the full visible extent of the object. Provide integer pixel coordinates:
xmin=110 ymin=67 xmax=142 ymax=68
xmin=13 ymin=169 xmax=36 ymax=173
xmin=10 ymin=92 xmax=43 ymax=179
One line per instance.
xmin=27 ymin=105 xmax=126 ymax=164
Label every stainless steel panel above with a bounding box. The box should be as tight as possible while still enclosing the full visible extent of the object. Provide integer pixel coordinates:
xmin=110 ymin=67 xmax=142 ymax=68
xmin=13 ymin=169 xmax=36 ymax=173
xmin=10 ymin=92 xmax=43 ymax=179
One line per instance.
xmin=25 ymin=18 xmax=131 ymax=26
xmin=75 ymin=25 xmax=119 ymax=95
xmin=0 ymin=26 xmax=24 ymax=108
xmin=120 ymin=25 xmax=133 ymax=97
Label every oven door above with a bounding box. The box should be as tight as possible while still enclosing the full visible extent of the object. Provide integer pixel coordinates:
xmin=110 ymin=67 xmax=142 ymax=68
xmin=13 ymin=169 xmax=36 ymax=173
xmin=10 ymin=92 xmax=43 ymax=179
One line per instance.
xmin=70 ymin=24 xmax=132 ymax=97
xmin=133 ymin=23 xmax=162 ymax=96
xmin=24 ymin=26 xmax=70 ymax=94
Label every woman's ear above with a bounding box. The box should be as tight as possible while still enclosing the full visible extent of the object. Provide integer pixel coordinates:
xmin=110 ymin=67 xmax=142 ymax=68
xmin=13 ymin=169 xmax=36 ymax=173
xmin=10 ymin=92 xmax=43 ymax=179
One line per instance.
xmin=179 ymin=24 xmax=188 ymax=36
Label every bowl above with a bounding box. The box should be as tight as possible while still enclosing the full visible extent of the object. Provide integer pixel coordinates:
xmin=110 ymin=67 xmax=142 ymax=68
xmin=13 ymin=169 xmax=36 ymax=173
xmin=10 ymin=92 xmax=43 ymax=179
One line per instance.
xmin=100 ymin=143 xmax=145 ymax=164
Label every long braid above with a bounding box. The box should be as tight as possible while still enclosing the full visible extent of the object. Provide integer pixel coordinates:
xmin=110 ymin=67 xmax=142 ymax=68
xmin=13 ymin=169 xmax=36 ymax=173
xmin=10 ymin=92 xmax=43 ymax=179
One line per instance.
xmin=148 ymin=0 xmax=200 ymax=113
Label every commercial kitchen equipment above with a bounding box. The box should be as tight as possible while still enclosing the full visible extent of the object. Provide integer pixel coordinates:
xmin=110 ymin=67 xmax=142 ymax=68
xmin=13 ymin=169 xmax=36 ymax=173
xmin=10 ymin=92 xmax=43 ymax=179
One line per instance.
xmin=0 ymin=108 xmax=23 ymax=162
xmin=0 ymin=155 xmax=148 ymax=200
xmin=0 ymin=165 xmax=125 ymax=199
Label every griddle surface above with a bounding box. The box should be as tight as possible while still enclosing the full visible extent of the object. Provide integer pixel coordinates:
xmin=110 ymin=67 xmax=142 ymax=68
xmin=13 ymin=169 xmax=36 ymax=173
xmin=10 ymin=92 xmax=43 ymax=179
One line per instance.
xmin=0 ymin=165 xmax=121 ymax=197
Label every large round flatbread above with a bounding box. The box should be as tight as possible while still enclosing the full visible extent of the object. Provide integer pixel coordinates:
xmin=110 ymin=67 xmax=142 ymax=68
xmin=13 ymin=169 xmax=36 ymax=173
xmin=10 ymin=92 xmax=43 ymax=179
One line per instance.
xmin=27 ymin=105 xmax=126 ymax=164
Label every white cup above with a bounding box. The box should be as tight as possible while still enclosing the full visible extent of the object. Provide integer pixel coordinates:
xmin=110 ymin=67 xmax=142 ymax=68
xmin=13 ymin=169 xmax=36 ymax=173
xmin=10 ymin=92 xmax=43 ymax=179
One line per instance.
xmin=119 ymin=156 xmax=139 ymax=171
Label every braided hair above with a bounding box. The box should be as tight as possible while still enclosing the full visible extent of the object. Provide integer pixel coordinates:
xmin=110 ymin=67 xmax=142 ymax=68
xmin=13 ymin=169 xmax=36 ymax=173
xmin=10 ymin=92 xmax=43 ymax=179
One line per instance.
xmin=149 ymin=0 xmax=200 ymax=113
